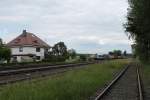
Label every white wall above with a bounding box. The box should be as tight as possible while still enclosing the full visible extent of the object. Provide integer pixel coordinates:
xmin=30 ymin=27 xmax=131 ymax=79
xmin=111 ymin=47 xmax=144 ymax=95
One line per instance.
xmin=11 ymin=47 xmax=45 ymax=60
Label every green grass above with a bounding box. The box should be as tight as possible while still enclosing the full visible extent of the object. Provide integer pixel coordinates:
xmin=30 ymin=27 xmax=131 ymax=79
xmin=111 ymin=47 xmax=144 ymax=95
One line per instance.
xmin=140 ymin=62 xmax=150 ymax=99
xmin=140 ymin=63 xmax=150 ymax=85
xmin=0 ymin=60 xmax=129 ymax=100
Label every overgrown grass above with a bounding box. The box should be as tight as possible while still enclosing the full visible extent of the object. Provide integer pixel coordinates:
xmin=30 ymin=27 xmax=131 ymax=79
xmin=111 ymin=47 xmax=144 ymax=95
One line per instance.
xmin=140 ymin=62 xmax=150 ymax=99
xmin=0 ymin=59 xmax=129 ymax=100
xmin=140 ymin=63 xmax=150 ymax=85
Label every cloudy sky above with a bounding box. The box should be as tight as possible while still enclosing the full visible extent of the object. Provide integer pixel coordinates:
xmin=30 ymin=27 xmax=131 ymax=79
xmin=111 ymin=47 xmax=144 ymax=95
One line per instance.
xmin=0 ymin=0 xmax=131 ymax=54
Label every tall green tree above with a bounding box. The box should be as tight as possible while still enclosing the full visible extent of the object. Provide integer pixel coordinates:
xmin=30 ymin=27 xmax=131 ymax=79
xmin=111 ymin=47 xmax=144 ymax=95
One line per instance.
xmin=52 ymin=42 xmax=68 ymax=57
xmin=113 ymin=50 xmax=122 ymax=57
xmin=45 ymin=42 xmax=69 ymax=62
xmin=68 ymin=49 xmax=76 ymax=59
xmin=124 ymin=0 xmax=150 ymax=62
xmin=0 ymin=38 xmax=2 ymax=46
xmin=0 ymin=48 xmax=11 ymax=62
xmin=123 ymin=50 xmax=127 ymax=56
xmin=109 ymin=50 xmax=122 ymax=58
xmin=0 ymin=38 xmax=11 ymax=63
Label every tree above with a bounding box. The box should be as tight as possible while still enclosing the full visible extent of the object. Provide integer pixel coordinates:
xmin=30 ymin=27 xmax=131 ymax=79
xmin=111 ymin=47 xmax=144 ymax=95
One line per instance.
xmin=109 ymin=50 xmax=122 ymax=56
xmin=79 ymin=54 xmax=87 ymax=61
xmin=123 ymin=50 xmax=127 ymax=56
xmin=109 ymin=51 xmax=114 ymax=55
xmin=45 ymin=42 xmax=69 ymax=62
xmin=0 ymin=48 xmax=11 ymax=62
xmin=52 ymin=42 xmax=68 ymax=56
xmin=0 ymin=38 xmax=2 ymax=46
xmin=108 ymin=50 xmax=122 ymax=59
xmin=124 ymin=0 xmax=150 ymax=62
xmin=68 ymin=49 xmax=76 ymax=59
xmin=114 ymin=50 xmax=122 ymax=56
xmin=112 ymin=50 xmax=122 ymax=58
xmin=0 ymin=38 xmax=11 ymax=63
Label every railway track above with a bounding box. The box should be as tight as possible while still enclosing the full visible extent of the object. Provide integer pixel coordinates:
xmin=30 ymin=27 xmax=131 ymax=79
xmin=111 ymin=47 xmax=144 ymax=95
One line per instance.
xmin=0 ymin=62 xmax=95 ymax=85
xmin=0 ymin=62 xmax=95 ymax=76
xmin=94 ymin=63 xmax=143 ymax=100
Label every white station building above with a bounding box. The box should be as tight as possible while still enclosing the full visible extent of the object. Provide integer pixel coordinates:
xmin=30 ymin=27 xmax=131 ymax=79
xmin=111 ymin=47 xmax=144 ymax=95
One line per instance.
xmin=7 ymin=30 xmax=50 ymax=62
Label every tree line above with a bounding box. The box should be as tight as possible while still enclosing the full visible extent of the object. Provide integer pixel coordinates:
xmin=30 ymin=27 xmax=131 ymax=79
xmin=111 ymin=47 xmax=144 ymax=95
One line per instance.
xmin=124 ymin=0 xmax=150 ymax=62
xmin=109 ymin=50 xmax=127 ymax=57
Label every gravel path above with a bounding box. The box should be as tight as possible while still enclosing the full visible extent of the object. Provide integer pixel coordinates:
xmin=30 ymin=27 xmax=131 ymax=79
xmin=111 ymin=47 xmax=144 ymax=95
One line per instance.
xmin=100 ymin=64 xmax=138 ymax=100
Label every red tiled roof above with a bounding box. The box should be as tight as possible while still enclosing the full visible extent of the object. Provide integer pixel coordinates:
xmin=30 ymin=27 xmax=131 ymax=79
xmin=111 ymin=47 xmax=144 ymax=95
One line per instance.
xmin=7 ymin=30 xmax=50 ymax=48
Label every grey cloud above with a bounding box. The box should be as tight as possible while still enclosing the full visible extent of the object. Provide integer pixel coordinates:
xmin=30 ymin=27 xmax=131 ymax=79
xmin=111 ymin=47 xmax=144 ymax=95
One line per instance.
xmin=0 ymin=0 xmax=130 ymax=53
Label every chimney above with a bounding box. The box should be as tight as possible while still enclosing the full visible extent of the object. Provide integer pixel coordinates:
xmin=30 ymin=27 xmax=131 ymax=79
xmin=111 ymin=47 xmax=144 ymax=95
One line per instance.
xmin=22 ymin=30 xmax=27 ymax=36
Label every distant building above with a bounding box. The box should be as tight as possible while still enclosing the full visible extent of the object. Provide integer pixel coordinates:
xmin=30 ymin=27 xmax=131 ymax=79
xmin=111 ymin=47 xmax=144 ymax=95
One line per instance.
xmin=7 ymin=30 xmax=50 ymax=62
